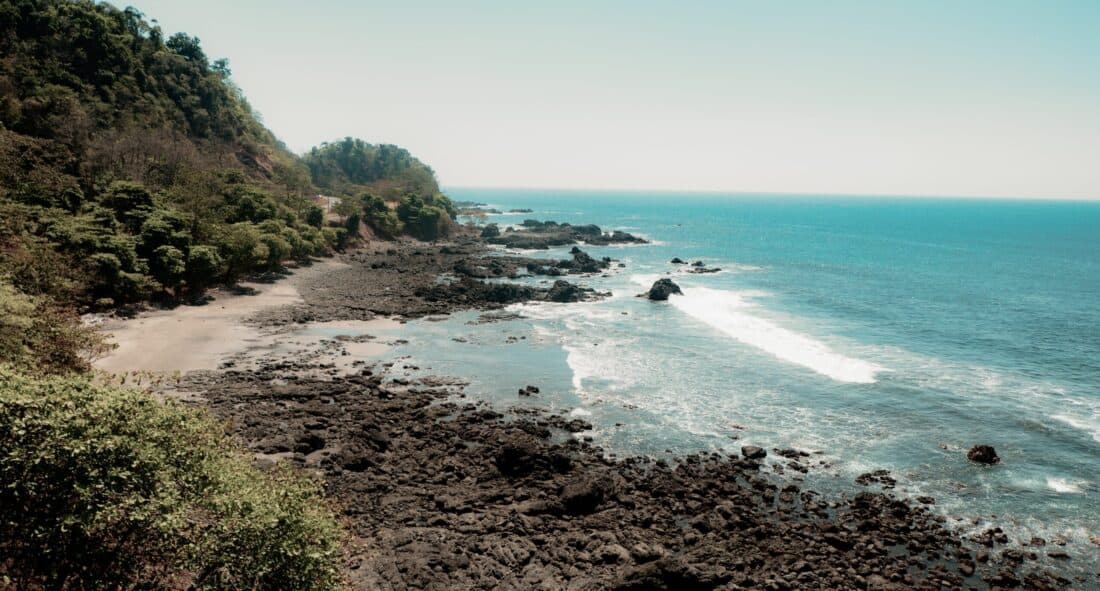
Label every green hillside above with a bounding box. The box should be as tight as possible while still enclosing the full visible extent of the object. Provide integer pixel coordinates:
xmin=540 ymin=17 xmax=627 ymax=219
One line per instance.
xmin=0 ymin=0 xmax=456 ymax=368
xmin=0 ymin=2 xmax=454 ymax=586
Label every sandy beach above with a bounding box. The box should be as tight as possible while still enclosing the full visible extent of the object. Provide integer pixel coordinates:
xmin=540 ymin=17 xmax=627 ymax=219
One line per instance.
xmin=93 ymin=259 xmax=398 ymax=375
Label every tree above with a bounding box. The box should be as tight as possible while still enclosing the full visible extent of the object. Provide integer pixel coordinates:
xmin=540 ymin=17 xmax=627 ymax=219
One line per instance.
xmin=99 ymin=181 xmax=155 ymax=231
xmin=396 ymin=193 xmax=455 ymax=241
xmin=149 ymin=245 xmax=185 ymax=290
xmin=303 ymin=137 xmax=442 ymax=197
xmin=165 ymin=33 xmax=208 ymax=67
xmin=361 ymin=194 xmax=402 ymax=238
xmin=185 ymin=245 xmax=222 ymax=292
xmin=306 ymin=205 xmax=324 ymax=228
xmin=215 ymin=223 xmax=263 ymax=280
xmin=138 ymin=209 xmax=191 ymax=258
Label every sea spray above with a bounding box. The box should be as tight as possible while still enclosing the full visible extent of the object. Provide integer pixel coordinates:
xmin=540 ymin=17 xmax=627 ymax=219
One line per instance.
xmin=665 ymin=285 xmax=886 ymax=384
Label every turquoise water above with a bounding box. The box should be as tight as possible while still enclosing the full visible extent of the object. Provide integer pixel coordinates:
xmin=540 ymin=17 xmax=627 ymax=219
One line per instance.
xmin=382 ymin=189 xmax=1100 ymax=565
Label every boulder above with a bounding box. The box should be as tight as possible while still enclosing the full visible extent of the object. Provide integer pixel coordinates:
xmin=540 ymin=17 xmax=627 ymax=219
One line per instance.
xmin=570 ymin=224 xmax=603 ymax=237
xmin=646 ymin=278 xmax=683 ymax=301
xmin=334 ymin=442 xmax=377 ymax=472
xmin=546 ymin=280 xmax=586 ymax=302
xmin=967 ymin=444 xmax=1000 ymax=464
xmin=480 ymin=223 xmax=501 ymax=238
xmin=569 ymin=248 xmax=606 ymax=273
xmin=494 ymin=431 xmax=573 ymax=476
xmin=559 ymin=474 xmax=615 ymax=515
xmin=494 ymin=433 xmax=543 ymax=476
xmin=670 ymin=257 xmax=686 ymax=264
xmin=588 ymin=230 xmax=647 ymax=245
xmin=613 ymin=557 xmax=727 ymax=591
xmin=741 ymin=445 xmax=767 ymax=460
xmin=601 ymin=543 xmax=632 ymax=564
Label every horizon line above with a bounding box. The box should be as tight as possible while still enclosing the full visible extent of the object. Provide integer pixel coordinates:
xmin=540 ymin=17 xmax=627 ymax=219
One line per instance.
xmin=441 ymin=185 xmax=1100 ymax=202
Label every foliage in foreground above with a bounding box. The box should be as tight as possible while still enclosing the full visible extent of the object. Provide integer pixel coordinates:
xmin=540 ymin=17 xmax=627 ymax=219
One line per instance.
xmin=0 ymin=280 xmax=110 ymax=374
xmin=0 ymin=368 xmax=343 ymax=590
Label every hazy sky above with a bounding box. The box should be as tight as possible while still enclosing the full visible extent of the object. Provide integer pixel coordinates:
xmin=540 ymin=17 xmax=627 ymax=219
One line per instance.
xmin=133 ymin=0 xmax=1100 ymax=198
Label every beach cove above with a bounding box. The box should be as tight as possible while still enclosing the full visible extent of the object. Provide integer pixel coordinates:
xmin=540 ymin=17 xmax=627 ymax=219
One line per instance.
xmin=93 ymin=193 xmax=1099 ymax=589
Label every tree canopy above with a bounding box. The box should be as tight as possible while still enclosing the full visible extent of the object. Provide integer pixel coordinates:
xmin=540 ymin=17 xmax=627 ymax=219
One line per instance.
xmin=305 ymin=136 xmax=441 ymax=198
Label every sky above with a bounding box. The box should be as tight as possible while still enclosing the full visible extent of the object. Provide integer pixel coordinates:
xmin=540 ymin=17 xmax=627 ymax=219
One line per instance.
xmin=132 ymin=0 xmax=1100 ymax=199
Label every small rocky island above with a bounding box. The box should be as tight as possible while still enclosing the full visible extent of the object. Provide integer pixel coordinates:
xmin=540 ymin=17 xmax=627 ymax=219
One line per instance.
xmin=483 ymin=219 xmax=648 ymax=249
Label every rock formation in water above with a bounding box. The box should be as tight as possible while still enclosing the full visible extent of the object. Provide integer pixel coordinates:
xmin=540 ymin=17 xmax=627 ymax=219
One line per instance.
xmin=646 ymin=278 xmax=683 ymax=301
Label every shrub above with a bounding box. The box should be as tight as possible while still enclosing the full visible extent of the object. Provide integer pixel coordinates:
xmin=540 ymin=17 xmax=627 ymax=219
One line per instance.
xmin=186 ymin=245 xmax=223 ymax=291
xmin=298 ymin=226 xmax=329 ymax=257
xmin=0 ymin=282 xmax=109 ymax=374
xmin=361 ymin=194 xmax=402 ymax=238
xmin=481 ymin=223 xmax=500 ymax=238
xmin=259 ymin=232 xmax=292 ymax=270
xmin=215 ymin=223 xmax=264 ymax=280
xmin=98 ymin=181 xmax=155 ymax=232
xmin=322 ymin=227 xmax=348 ymax=251
xmin=306 ymin=205 xmax=324 ymax=228
xmin=149 ymin=245 xmax=187 ymax=290
xmin=138 ymin=208 xmax=191 ymax=258
xmin=396 ymin=193 xmax=454 ymax=241
xmin=0 ymin=368 xmax=343 ymax=590
xmin=226 ymin=186 xmax=278 ymax=224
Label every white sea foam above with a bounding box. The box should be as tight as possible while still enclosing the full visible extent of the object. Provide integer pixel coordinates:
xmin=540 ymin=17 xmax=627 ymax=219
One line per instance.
xmin=666 ymin=286 xmax=885 ymax=384
xmin=561 ymin=339 xmax=639 ymax=395
xmin=629 ymin=273 xmax=665 ymax=287
xmin=1051 ymin=414 xmax=1100 ymax=443
xmin=1046 ymin=477 xmax=1086 ymax=494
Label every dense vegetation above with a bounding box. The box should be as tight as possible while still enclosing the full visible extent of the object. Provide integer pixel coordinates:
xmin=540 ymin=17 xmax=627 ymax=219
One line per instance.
xmin=0 ymin=368 xmax=342 ymax=590
xmin=304 ymin=137 xmax=457 ymax=240
xmin=305 ymin=137 xmax=439 ymax=198
xmin=0 ymin=1 xmax=459 ymax=587
xmin=0 ymin=0 xmax=334 ymax=311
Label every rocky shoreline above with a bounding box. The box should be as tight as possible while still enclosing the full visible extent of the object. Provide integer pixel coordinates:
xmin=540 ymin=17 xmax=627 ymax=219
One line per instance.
xmin=172 ymin=230 xmax=1084 ymax=590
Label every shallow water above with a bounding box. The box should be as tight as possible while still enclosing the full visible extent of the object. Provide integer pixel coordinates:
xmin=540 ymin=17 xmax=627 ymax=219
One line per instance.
xmin=363 ymin=189 xmax=1100 ymax=570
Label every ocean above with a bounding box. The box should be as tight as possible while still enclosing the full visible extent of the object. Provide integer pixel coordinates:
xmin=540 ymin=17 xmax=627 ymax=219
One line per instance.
xmin=377 ymin=188 xmax=1100 ymax=568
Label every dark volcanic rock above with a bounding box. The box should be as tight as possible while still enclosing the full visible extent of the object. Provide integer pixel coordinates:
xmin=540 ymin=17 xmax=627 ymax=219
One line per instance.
xmin=179 ymin=361 xmax=1076 ymax=591
xmin=194 ymin=237 xmax=1074 ymax=591
xmin=486 ymin=219 xmax=648 ymax=249
xmin=615 ymin=557 xmax=727 ymax=591
xmin=566 ymin=247 xmax=606 ymax=273
xmin=571 ymin=224 xmax=603 ymax=237
xmin=670 ymin=257 xmax=686 ymax=264
xmin=480 ymin=223 xmax=501 ymax=238
xmin=646 ymin=278 xmax=683 ymax=301
xmin=546 ymin=280 xmax=586 ymax=302
xmin=587 ymin=230 xmax=647 ymax=246
xmin=967 ymin=444 xmax=1001 ymax=464
xmin=494 ymin=432 xmax=545 ymax=476
xmin=418 ymin=277 xmax=536 ymax=305
xmin=559 ymin=474 xmax=615 ymax=515
xmin=741 ymin=445 xmax=767 ymax=460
